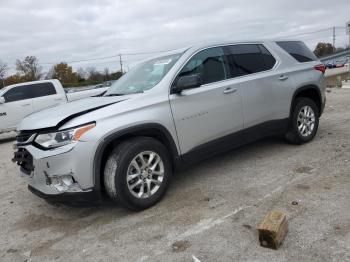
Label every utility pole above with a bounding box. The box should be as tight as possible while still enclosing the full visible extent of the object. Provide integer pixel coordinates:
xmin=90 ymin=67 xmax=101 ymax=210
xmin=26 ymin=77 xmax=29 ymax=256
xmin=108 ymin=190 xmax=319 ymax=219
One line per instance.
xmin=119 ymin=54 xmax=123 ymax=73
xmin=347 ymin=21 xmax=350 ymax=49
xmin=346 ymin=21 xmax=350 ymax=82
xmin=332 ymin=26 xmax=336 ymax=52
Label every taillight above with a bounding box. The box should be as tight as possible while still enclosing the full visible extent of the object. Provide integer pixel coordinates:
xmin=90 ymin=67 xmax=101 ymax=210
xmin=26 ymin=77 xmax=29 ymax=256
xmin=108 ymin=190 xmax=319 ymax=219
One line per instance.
xmin=314 ymin=64 xmax=326 ymax=74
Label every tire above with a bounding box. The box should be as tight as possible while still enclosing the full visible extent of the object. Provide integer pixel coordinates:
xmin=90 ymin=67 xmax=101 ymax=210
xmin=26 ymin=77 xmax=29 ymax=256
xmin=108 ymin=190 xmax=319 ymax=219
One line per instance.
xmin=285 ymin=97 xmax=319 ymax=144
xmin=104 ymin=137 xmax=172 ymax=211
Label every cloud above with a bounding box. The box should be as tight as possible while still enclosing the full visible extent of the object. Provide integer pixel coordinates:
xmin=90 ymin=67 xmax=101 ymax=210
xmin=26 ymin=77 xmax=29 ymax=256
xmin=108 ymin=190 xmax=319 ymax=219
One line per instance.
xmin=0 ymin=0 xmax=349 ymax=73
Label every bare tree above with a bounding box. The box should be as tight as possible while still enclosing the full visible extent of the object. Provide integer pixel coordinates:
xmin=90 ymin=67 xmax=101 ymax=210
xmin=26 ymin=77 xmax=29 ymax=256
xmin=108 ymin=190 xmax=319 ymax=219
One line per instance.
xmin=16 ymin=56 xmax=42 ymax=81
xmin=103 ymin=67 xmax=110 ymax=81
xmin=77 ymin=67 xmax=87 ymax=81
xmin=0 ymin=61 xmax=8 ymax=79
xmin=86 ymin=66 xmax=103 ymax=82
xmin=85 ymin=66 xmax=97 ymax=78
xmin=0 ymin=60 xmax=8 ymax=88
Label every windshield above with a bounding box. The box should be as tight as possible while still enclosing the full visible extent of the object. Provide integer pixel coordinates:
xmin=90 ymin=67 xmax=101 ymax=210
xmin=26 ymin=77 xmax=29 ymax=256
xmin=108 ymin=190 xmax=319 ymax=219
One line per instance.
xmin=0 ymin=86 xmax=10 ymax=96
xmin=105 ymin=53 xmax=182 ymax=96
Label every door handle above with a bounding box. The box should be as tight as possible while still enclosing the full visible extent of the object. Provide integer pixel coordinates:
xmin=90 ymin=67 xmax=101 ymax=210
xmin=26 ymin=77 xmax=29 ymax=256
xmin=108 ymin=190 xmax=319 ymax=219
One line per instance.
xmin=21 ymin=104 xmax=30 ymax=107
xmin=54 ymin=98 xmax=63 ymax=101
xmin=223 ymin=87 xmax=237 ymax=94
xmin=278 ymin=75 xmax=289 ymax=81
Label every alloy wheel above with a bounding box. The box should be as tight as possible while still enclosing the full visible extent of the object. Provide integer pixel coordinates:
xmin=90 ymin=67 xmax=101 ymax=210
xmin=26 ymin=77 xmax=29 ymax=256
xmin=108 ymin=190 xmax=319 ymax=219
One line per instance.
xmin=126 ymin=151 xmax=164 ymax=199
xmin=297 ymin=105 xmax=316 ymax=137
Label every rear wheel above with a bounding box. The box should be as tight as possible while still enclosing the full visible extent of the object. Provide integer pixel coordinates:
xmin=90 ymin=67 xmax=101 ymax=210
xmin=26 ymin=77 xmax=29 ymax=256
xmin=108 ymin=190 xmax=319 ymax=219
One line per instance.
xmin=104 ymin=137 xmax=172 ymax=211
xmin=285 ymin=97 xmax=319 ymax=144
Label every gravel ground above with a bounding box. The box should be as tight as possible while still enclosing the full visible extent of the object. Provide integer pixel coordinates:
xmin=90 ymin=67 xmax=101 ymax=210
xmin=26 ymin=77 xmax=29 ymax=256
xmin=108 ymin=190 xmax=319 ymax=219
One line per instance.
xmin=0 ymin=88 xmax=349 ymax=262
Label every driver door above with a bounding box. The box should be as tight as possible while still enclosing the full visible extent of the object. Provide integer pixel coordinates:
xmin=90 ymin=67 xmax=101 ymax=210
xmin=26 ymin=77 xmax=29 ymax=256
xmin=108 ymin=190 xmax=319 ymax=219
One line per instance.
xmin=169 ymin=47 xmax=244 ymax=157
xmin=0 ymin=85 xmax=34 ymax=132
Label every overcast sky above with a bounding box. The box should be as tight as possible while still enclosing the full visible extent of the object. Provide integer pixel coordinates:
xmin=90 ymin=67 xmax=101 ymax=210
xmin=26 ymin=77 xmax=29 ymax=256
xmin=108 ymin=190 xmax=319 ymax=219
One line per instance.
xmin=0 ymin=0 xmax=349 ymax=74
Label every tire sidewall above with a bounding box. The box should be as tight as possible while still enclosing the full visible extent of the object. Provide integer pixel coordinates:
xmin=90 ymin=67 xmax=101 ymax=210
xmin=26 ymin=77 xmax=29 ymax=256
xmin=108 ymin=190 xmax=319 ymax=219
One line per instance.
xmin=291 ymin=98 xmax=319 ymax=143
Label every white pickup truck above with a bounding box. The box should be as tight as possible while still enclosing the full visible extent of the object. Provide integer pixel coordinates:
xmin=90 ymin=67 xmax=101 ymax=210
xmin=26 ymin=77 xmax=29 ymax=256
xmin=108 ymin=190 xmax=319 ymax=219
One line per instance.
xmin=0 ymin=79 xmax=107 ymax=134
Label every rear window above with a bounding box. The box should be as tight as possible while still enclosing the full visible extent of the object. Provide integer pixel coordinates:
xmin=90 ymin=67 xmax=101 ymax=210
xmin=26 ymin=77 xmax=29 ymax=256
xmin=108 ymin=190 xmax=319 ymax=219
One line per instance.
xmin=276 ymin=41 xmax=317 ymax=62
xmin=29 ymin=82 xmax=57 ymax=98
xmin=226 ymin=44 xmax=275 ymax=77
xmin=259 ymin=45 xmax=276 ymax=69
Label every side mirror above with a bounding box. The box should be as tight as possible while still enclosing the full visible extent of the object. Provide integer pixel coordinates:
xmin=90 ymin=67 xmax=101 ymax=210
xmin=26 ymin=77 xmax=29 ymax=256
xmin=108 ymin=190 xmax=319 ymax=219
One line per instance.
xmin=172 ymin=74 xmax=202 ymax=94
xmin=0 ymin=97 xmax=5 ymax=104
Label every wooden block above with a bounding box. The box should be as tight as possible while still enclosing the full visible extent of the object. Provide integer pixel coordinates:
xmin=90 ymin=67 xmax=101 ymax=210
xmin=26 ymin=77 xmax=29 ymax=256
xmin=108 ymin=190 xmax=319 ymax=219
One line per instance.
xmin=258 ymin=211 xmax=288 ymax=250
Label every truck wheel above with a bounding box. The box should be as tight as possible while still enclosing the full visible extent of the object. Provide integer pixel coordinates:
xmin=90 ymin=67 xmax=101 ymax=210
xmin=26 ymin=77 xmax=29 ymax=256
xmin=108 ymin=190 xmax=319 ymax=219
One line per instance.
xmin=285 ymin=97 xmax=319 ymax=144
xmin=104 ymin=137 xmax=172 ymax=211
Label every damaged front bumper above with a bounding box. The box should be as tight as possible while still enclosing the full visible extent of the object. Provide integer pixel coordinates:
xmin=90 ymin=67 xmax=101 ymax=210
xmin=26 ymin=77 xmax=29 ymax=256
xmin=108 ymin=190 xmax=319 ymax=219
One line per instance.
xmin=13 ymin=138 xmax=101 ymax=205
xmin=28 ymin=185 xmax=100 ymax=206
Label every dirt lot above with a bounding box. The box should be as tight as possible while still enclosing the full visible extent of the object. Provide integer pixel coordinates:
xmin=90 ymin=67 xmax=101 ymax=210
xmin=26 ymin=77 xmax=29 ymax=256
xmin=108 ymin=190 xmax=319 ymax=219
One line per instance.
xmin=0 ymin=89 xmax=349 ymax=262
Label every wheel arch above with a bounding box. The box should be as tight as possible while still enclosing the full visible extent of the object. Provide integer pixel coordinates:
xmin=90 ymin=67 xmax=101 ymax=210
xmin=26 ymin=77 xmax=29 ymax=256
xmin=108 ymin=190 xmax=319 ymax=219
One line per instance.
xmin=290 ymin=85 xmax=322 ymax=116
xmin=93 ymin=123 xmax=180 ymax=194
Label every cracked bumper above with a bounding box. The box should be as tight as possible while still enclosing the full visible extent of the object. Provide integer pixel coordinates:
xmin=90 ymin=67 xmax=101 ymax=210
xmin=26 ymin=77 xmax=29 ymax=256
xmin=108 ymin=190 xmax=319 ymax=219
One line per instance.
xmin=17 ymin=140 xmax=101 ymax=204
xmin=28 ymin=185 xmax=100 ymax=206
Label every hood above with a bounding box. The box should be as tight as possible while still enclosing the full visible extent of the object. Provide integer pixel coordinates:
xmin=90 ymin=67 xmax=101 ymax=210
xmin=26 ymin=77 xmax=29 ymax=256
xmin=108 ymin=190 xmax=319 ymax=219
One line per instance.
xmin=19 ymin=96 xmax=127 ymax=131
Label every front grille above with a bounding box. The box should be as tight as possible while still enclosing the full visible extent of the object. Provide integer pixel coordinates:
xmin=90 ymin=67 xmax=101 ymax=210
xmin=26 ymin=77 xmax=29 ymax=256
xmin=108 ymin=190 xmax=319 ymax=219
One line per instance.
xmin=16 ymin=132 xmax=35 ymax=143
xmin=12 ymin=148 xmax=34 ymax=175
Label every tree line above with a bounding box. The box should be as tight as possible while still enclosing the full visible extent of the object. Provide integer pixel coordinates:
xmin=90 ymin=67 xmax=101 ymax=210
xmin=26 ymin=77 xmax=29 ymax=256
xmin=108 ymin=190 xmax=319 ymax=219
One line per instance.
xmin=313 ymin=42 xmax=348 ymax=58
xmin=0 ymin=56 xmax=123 ymax=89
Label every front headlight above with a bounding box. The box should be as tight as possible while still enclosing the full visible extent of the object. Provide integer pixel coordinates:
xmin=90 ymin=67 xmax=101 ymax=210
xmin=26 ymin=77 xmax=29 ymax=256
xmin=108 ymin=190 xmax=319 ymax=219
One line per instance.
xmin=35 ymin=123 xmax=95 ymax=149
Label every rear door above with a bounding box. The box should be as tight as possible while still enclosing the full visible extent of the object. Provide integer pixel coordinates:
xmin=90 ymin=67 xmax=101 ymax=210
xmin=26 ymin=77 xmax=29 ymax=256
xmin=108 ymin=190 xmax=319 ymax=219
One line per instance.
xmin=30 ymin=82 xmax=65 ymax=112
xmin=0 ymin=85 xmax=34 ymax=131
xmin=226 ymin=44 xmax=293 ymax=129
xmin=169 ymin=46 xmax=244 ymax=155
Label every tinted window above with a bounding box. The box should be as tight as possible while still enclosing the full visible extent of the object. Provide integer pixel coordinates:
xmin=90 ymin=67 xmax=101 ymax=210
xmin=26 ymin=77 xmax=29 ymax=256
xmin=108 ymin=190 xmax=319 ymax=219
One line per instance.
xmin=226 ymin=44 xmax=273 ymax=76
xmin=276 ymin=41 xmax=317 ymax=62
xmin=259 ymin=45 xmax=276 ymax=69
xmin=29 ymin=83 xmax=57 ymax=98
xmin=178 ymin=47 xmax=230 ymax=85
xmin=3 ymin=86 xmax=32 ymax=103
xmin=3 ymin=82 xmax=56 ymax=103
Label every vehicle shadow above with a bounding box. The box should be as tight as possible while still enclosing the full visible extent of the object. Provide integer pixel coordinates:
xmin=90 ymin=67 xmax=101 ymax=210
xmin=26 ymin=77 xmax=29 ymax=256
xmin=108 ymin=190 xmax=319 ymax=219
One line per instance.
xmin=42 ymin=136 xmax=287 ymax=216
xmin=172 ymin=136 xmax=286 ymax=178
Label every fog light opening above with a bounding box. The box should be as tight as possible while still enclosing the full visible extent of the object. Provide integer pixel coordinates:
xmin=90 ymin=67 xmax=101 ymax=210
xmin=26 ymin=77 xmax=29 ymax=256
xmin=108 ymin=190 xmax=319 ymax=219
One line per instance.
xmin=49 ymin=174 xmax=83 ymax=193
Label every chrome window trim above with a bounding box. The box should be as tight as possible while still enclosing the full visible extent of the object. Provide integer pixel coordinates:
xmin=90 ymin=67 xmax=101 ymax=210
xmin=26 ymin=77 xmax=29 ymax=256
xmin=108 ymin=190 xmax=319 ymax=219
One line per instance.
xmin=169 ymin=42 xmax=281 ymax=92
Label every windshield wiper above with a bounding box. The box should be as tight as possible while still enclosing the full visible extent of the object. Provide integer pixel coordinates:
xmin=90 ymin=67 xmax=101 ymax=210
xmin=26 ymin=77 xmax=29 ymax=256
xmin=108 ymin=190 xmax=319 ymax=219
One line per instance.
xmin=104 ymin=93 xmax=125 ymax=96
xmin=104 ymin=91 xmax=144 ymax=97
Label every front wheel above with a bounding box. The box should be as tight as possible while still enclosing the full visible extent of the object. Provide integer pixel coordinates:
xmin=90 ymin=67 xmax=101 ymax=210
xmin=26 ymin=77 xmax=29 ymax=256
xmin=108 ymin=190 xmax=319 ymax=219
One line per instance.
xmin=104 ymin=137 xmax=172 ymax=211
xmin=285 ymin=97 xmax=319 ymax=144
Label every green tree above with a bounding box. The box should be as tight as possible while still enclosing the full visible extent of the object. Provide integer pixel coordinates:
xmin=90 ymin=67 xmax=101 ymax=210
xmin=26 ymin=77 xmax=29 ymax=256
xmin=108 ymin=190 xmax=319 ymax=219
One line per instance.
xmin=4 ymin=74 xmax=24 ymax=86
xmin=16 ymin=56 xmax=42 ymax=81
xmin=110 ymin=71 xmax=123 ymax=80
xmin=313 ymin=42 xmax=334 ymax=58
xmin=50 ymin=62 xmax=78 ymax=85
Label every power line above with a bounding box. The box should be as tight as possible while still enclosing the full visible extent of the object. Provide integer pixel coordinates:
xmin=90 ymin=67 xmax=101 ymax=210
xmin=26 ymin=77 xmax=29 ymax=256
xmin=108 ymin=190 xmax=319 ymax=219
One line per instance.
xmin=41 ymin=48 xmax=178 ymax=65
xmin=41 ymin=54 xmax=120 ymax=65
xmin=278 ymin=27 xmax=333 ymax=39
xmin=7 ymin=25 xmax=349 ymax=70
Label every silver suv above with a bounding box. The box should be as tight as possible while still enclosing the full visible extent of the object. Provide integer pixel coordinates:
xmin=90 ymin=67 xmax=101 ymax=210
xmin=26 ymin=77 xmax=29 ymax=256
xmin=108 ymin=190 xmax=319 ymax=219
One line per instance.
xmin=13 ymin=40 xmax=326 ymax=210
